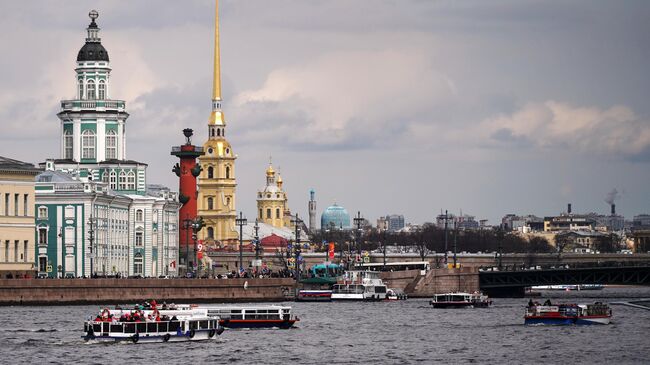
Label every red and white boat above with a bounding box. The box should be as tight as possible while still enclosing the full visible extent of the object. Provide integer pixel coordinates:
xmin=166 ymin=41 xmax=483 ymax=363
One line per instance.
xmin=524 ymin=302 xmax=612 ymax=325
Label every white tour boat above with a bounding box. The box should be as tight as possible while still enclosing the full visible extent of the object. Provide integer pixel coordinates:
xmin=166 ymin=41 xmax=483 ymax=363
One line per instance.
xmin=429 ymin=292 xmax=492 ymax=308
xmin=331 ymin=270 xmax=388 ymax=301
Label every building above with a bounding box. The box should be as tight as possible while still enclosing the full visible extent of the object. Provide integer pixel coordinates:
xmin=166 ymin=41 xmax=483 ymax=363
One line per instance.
xmin=633 ymin=214 xmax=650 ymax=227
xmin=35 ymin=169 xmax=179 ymax=278
xmin=196 ymin=1 xmax=238 ymax=246
xmin=33 ymin=11 xmax=180 ymax=278
xmin=0 ymin=157 xmax=41 ymax=277
xmin=308 ymin=189 xmax=317 ymax=233
xmin=321 ymin=204 xmax=351 ymax=230
xmin=256 ymin=163 xmax=293 ymax=229
xmin=501 ymin=214 xmax=544 ymax=231
xmin=39 ymin=11 xmax=147 ymax=194
xmin=378 ymin=214 xmax=405 ymax=232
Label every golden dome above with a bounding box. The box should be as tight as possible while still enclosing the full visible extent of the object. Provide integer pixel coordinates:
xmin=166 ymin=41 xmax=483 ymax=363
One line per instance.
xmin=266 ymin=164 xmax=275 ymax=176
xmin=277 ymin=174 xmax=283 ymax=183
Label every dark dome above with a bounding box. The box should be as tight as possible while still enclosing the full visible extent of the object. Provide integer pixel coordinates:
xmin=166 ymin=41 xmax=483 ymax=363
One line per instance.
xmin=77 ymin=42 xmax=109 ymax=62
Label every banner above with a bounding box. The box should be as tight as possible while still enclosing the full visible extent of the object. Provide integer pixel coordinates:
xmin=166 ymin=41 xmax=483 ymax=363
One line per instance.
xmin=328 ymin=243 xmax=335 ymax=259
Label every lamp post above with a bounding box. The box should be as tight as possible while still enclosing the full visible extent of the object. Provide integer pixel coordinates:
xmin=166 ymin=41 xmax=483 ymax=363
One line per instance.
xmin=291 ymin=214 xmax=303 ymax=282
xmin=88 ymin=216 xmax=95 ymax=278
xmin=353 ymin=211 xmax=364 ymax=266
xmin=190 ymin=217 xmax=204 ymax=278
xmin=182 ymin=217 xmax=192 ymax=276
xmin=235 ymin=212 xmax=247 ymax=273
xmin=382 ymin=229 xmax=387 ymax=271
xmin=443 ymin=210 xmax=449 ymax=267
xmin=253 ymin=219 xmax=260 ymax=262
xmin=453 ymin=220 xmax=458 ymax=268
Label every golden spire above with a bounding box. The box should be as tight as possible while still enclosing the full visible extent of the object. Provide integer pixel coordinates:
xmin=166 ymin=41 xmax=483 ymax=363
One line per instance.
xmin=208 ymin=0 xmax=225 ymax=126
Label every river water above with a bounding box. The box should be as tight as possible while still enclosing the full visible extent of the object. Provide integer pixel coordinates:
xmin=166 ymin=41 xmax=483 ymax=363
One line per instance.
xmin=1 ymin=286 xmax=649 ymax=364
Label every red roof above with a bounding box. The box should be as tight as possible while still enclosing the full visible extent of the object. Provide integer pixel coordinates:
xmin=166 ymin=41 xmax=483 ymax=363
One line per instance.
xmin=260 ymin=233 xmax=288 ymax=248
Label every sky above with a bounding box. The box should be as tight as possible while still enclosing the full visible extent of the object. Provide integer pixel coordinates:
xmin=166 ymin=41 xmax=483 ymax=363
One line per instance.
xmin=0 ymin=0 xmax=649 ymax=226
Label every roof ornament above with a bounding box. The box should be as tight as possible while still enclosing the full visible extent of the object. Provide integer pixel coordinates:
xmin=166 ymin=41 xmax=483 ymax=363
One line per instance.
xmin=89 ymin=9 xmax=99 ymax=22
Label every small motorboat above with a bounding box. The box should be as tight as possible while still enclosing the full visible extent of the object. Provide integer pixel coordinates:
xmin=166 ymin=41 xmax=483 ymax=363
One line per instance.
xmin=524 ymin=302 xmax=612 ymax=325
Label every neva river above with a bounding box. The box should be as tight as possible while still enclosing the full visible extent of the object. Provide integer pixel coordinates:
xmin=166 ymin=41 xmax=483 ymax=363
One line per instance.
xmin=2 ymin=287 xmax=649 ymax=364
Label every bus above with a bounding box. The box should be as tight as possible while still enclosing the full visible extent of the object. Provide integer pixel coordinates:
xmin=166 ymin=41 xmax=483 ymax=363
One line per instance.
xmin=356 ymin=261 xmax=430 ymax=274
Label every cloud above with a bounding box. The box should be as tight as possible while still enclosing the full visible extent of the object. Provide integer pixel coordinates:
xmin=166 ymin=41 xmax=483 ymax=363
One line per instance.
xmin=479 ymin=101 xmax=650 ymax=159
xmin=232 ymin=49 xmax=456 ymax=149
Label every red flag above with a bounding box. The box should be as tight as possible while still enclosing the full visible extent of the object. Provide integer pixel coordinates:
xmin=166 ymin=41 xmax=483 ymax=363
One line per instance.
xmin=328 ymin=243 xmax=335 ymax=259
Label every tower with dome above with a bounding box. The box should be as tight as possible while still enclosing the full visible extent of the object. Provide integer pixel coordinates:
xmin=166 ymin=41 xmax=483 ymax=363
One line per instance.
xmin=196 ymin=0 xmax=239 ymax=246
xmin=256 ymin=162 xmax=294 ymax=229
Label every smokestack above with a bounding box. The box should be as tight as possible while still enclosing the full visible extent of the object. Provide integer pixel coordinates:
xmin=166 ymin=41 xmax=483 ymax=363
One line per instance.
xmin=568 ymin=203 xmax=572 ymax=215
xmin=611 ymin=204 xmax=616 ymax=216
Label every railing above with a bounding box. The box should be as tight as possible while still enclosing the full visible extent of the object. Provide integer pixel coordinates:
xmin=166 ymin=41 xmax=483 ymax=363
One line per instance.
xmin=171 ymin=146 xmax=204 ymax=153
xmin=60 ymin=99 xmax=126 ymax=111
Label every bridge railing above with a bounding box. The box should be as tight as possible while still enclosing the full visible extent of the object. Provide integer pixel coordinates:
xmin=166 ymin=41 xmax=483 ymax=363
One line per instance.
xmin=479 ymin=260 xmax=650 ymax=273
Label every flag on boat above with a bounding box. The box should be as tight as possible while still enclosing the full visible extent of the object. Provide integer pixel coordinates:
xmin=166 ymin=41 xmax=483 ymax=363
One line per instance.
xmin=169 ymin=260 xmax=176 ymax=268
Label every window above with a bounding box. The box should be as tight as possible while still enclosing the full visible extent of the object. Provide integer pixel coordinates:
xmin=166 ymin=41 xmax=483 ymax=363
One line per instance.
xmin=109 ymin=170 xmax=117 ymax=190
xmin=14 ymin=193 xmax=19 ymax=216
xmin=4 ymin=241 xmax=8 ymax=263
xmin=136 ymin=209 xmax=143 ymax=222
xmin=38 ymin=207 xmax=47 ymax=219
xmin=23 ymin=194 xmax=28 ymax=216
xmin=39 ymin=257 xmax=47 ymax=272
xmin=105 ymin=130 xmax=117 ymax=159
xmin=226 ymin=197 xmax=230 ymax=207
xmin=276 ymin=208 xmax=280 ymax=219
xmin=64 ymin=130 xmax=73 ymax=159
xmin=23 ymin=240 xmax=28 ymax=262
xmin=134 ymin=253 xmax=143 ymax=274
xmin=207 ymin=166 xmax=214 ymax=179
xmin=78 ymin=80 xmax=84 ymax=99
xmin=127 ymin=171 xmax=135 ymax=190
xmin=259 ymin=209 xmax=262 ymax=219
xmin=4 ymin=193 xmax=7 ymax=215
xmin=14 ymin=240 xmax=18 ymax=262
xmin=38 ymin=228 xmax=47 ymax=245
xmin=118 ymin=171 xmax=127 ymax=190
xmin=135 ymin=231 xmax=143 ymax=246
xmin=217 ymin=129 xmax=221 ymax=137
xmin=207 ymin=227 xmax=214 ymax=239
xmin=207 ymin=197 xmax=213 ymax=210
xmin=98 ymin=80 xmax=106 ymax=99
xmin=81 ymin=130 xmax=96 ymax=159
xmin=266 ymin=208 xmax=271 ymax=219
xmin=225 ymin=166 xmax=231 ymax=179
xmin=211 ymin=128 xmax=215 ymax=137
xmin=87 ymin=80 xmax=96 ymax=99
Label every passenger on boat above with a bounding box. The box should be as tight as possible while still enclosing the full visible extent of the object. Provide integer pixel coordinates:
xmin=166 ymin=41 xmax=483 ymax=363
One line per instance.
xmin=544 ymin=299 xmax=552 ymax=306
xmin=528 ymin=299 xmax=534 ymax=307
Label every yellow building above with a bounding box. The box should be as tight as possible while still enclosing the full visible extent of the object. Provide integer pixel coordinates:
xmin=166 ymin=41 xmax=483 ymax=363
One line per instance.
xmin=197 ymin=0 xmax=238 ymax=246
xmin=0 ymin=156 xmax=41 ymax=277
xmin=257 ymin=163 xmax=293 ymax=229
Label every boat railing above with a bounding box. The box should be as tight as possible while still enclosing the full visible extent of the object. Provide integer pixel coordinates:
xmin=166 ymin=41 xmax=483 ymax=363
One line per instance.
xmin=85 ymin=318 xmax=218 ymax=335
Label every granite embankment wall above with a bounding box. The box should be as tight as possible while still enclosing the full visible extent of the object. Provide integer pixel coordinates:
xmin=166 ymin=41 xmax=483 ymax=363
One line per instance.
xmin=381 ymin=268 xmax=480 ymax=297
xmin=0 ymin=278 xmax=296 ymax=305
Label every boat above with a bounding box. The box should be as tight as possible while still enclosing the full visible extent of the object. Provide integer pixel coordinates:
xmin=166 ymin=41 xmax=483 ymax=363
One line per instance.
xmin=297 ymin=289 xmax=332 ymax=302
xmin=385 ymin=288 xmax=408 ymax=301
xmin=203 ymin=305 xmax=299 ymax=329
xmin=524 ymin=302 xmax=612 ymax=325
xmin=531 ymin=284 xmax=604 ymax=291
xmin=82 ymin=307 xmax=224 ymax=343
xmin=429 ymin=292 xmax=492 ymax=308
xmin=331 ymin=270 xmax=388 ymax=301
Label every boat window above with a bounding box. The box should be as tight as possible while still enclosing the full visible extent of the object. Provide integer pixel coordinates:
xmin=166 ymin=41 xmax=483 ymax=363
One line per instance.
xmin=189 ymin=321 xmax=198 ymax=330
xmin=102 ymin=322 xmax=109 ymax=332
xmin=147 ymin=323 xmax=157 ymax=333
xmin=124 ymin=323 xmax=136 ymax=333
xmin=93 ymin=323 xmax=101 ymax=332
xmin=136 ymin=323 xmax=146 ymax=333
xmin=375 ymin=286 xmax=387 ymax=293
xmin=169 ymin=321 xmax=180 ymax=332
xmin=199 ymin=320 xmax=209 ymax=329
xmin=231 ymin=314 xmax=243 ymax=320
xmin=110 ymin=324 xmax=123 ymax=333
xmin=159 ymin=322 xmax=169 ymax=332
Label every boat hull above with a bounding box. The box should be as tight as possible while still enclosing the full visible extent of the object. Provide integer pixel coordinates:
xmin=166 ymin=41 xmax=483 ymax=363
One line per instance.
xmin=83 ymin=329 xmax=220 ymax=343
xmin=430 ymin=301 xmax=474 ymax=308
xmin=331 ymin=294 xmax=384 ymax=301
xmin=219 ymin=319 xmax=298 ymax=329
xmin=525 ymin=316 xmax=611 ymax=325
xmin=297 ymin=290 xmax=332 ymax=302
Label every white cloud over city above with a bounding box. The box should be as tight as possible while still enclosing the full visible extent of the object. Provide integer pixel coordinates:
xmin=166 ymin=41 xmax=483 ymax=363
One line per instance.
xmin=0 ymin=0 xmax=648 ymax=224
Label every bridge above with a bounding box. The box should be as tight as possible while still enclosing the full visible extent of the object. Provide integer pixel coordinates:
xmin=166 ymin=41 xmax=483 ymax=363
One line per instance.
xmin=479 ymin=263 xmax=650 ymax=297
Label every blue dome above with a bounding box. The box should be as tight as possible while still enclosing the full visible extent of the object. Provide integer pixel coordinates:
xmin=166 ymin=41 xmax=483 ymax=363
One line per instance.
xmin=321 ymin=204 xmax=351 ymax=229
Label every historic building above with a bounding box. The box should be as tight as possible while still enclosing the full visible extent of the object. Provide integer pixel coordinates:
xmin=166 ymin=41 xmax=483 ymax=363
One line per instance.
xmin=197 ymin=0 xmax=239 ymax=246
xmin=308 ymin=189 xmax=317 ymax=233
xmin=0 ymin=157 xmax=41 ymax=277
xmin=40 ymin=10 xmax=147 ymax=194
xmin=256 ymin=163 xmax=293 ymax=229
xmin=33 ymin=11 xmax=180 ymax=278
xmin=321 ymin=204 xmax=351 ymax=230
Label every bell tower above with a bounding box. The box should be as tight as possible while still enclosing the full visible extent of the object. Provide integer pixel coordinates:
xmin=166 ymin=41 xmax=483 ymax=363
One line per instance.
xmin=197 ymin=0 xmax=239 ymax=246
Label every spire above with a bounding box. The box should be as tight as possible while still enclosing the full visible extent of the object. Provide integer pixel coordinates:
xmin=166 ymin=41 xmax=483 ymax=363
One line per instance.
xmin=208 ymin=0 xmax=225 ymax=126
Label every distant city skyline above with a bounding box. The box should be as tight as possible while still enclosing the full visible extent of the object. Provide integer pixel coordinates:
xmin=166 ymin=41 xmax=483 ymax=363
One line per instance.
xmin=1 ymin=1 xmax=648 ymax=225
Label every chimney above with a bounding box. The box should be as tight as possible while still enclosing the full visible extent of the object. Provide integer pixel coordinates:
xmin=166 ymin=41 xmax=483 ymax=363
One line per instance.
xmin=611 ymin=204 xmax=616 ymax=216
xmin=567 ymin=203 xmax=572 ymax=215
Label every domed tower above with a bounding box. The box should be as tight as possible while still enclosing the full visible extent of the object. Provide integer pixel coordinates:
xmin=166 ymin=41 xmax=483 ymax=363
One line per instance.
xmin=257 ymin=162 xmax=291 ymax=228
xmin=308 ymin=189 xmax=317 ymax=232
xmin=197 ymin=0 xmax=238 ymax=245
xmin=321 ymin=204 xmax=351 ymax=229
xmin=46 ymin=10 xmax=146 ymax=194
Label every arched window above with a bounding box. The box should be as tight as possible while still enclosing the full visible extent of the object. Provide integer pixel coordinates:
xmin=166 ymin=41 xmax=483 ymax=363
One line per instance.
xmin=87 ymin=80 xmax=96 ymax=100
xmin=207 ymin=227 xmax=214 ymax=239
xmin=217 ymin=129 xmax=221 ymax=137
xmin=207 ymin=197 xmax=214 ymax=210
xmin=78 ymin=80 xmax=84 ymax=99
xmin=207 ymin=166 xmax=214 ymax=179
xmin=118 ymin=171 xmax=127 ymax=190
xmin=109 ymin=170 xmax=117 ymax=190
xmin=98 ymin=80 xmax=106 ymax=100
xmin=276 ymin=208 xmax=280 ymax=219
xmin=105 ymin=130 xmax=117 ymax=159
xmin=136 ymin=209 xmax=143 ymax=222
xmin=225 ymin=166 xmax=230 ymax=179
xmin=127 ymin=171 xmax=136 ymax=190
xmin=81 ymin=130 xmax=95 ymax=159
xmin=259 ymin=209 xmax=263 ymax=219
xmin=211 ymin=128 xmax=215 ymax=137
xmin=266 ymin=208 xmax=271 ymax=219
xmin=63 ymin=130 xmax=73 ymax=159
xmin=133 ymin=253 xmax=143 ymax=274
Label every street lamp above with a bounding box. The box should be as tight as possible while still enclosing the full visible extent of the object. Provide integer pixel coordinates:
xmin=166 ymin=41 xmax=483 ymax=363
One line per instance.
xmin=291 ymin=214 xmax=303 ymax=282
xmin=353 ymin=211 xmax=364 ymax=268
xmin=235 ymin=211 xmax=247 ymax=274
xmin=443 ymin=210 xmax=450 ymax=267
xmin=183 ymin=216 xmax=204 ymax=278
xmin=88 ymin=216 xmax=95 ymax=278
xmin=253 ymin=219 xmax=261 ymax=262
xmin=453 ymin=220 xmax=458 ymax=268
